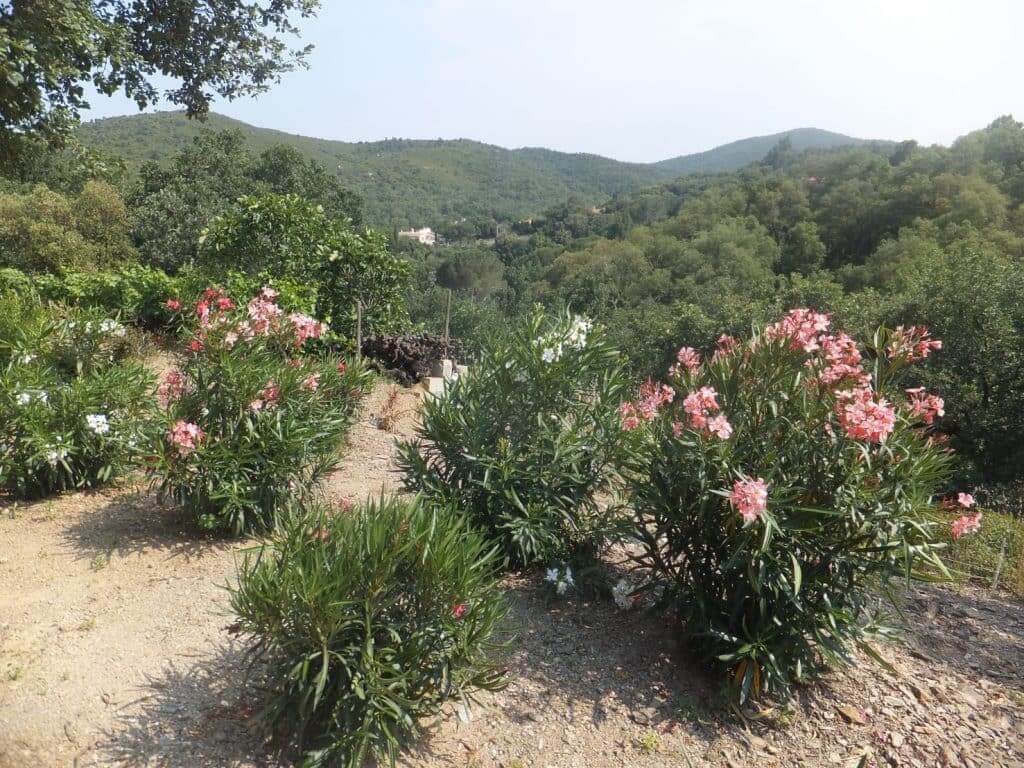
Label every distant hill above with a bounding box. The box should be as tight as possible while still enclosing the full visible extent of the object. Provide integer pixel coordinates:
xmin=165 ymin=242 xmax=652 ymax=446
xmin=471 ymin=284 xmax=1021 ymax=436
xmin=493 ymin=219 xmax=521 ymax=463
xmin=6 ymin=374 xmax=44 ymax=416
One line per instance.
xmin=652 ymin=127 xmax=885 ymax=176
xmin=77 ymin=112 xmax=880 ymax=228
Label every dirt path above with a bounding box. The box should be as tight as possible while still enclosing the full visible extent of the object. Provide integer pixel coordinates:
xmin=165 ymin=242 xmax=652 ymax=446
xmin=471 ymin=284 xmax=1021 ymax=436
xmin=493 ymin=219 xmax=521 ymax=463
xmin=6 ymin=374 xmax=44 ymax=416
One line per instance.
xmin=2 ymin=383 xmax=1023 ymax=768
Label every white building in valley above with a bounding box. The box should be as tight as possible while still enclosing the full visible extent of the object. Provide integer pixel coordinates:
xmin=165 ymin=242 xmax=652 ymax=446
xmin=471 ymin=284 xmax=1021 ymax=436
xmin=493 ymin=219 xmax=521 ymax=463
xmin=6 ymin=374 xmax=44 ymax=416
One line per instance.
xmin=397 ymin=226 xmax=436 ymax=245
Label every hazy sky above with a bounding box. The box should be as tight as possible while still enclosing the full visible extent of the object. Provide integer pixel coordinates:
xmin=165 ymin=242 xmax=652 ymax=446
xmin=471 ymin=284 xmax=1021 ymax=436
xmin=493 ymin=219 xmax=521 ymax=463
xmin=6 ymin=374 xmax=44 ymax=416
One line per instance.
xmin=83 ymin=0 xmax=1023 ymax=163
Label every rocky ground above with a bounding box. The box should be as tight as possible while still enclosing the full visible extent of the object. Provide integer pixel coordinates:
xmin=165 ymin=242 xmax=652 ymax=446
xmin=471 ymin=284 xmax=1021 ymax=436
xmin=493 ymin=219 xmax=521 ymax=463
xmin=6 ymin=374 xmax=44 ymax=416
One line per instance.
xmin=2 ymin=383 xmax=1022 ymax=768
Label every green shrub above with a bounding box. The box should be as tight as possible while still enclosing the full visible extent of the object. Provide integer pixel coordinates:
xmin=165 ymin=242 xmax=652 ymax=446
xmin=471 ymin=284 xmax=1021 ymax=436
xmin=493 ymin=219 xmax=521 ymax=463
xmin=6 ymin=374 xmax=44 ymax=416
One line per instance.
xmin=398 ymin=309 xmax=632 ymax=568
xmin=0 ymin=181 xmax=136 ymax=273
xmin=0 ymin=293 xmax=154 ymax=498
xmin=229 ymin=497 xmax=508 ymax=768
xmin=199 ymin=193 xmax=410 ymax=336
xmin=149 ymin=286 xmax=371 ymax=533
xmin=0 ymin=360 xmax=155 ymax=498
xmin=623 ymin=310 xmax=955 ymax=700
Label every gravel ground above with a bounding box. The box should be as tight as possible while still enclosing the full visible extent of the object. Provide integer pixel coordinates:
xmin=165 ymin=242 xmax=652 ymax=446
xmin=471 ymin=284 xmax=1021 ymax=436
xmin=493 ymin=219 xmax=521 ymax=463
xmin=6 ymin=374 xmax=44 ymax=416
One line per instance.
xmin=1 ymin=383 xmax=1022 ymax=768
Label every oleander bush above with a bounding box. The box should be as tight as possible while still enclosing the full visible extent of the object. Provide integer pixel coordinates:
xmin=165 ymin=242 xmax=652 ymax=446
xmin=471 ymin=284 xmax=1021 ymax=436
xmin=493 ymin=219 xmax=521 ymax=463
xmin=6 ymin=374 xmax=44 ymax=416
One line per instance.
xmin=149 ymin=286 xmax=370 ymax=533
xmin=0 ymin=293 xmax=154 ymax=498
xmin=397 ymin=308 xmax=632 ymax=568
xmin=229 ymin=497 xmax=508 ymax=768
xmin=622 ymin=310 xmax=966 ymax=700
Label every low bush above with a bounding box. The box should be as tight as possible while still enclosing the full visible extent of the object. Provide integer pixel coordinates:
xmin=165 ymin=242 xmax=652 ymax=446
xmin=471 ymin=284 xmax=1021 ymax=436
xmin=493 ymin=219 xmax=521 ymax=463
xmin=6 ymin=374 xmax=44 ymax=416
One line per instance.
xmin=0 ymin=293 xmax=154 ymax=498
xmin=937 ymin=505 xmax=1024 ymax=596
xmin=397 ymin=309 xmax=632 ymax=568
xmin=229 ymin=497 xmax=508 ymax=768
xmin=623 ymin=311 xmax=960 ymax=700
xmin=149 ymin=286 xmax=370 ymax=533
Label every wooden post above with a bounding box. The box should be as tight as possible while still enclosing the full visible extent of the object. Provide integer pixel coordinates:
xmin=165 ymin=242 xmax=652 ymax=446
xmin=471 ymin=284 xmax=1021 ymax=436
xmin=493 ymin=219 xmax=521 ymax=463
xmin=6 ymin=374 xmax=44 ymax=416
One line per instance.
xmin=356 ymin=300 xmax=363 ymax=359
xmin=443 ymin=289 xmax=452 ymax=352
xmin=991 ymin=535 xmax=1008 ymax=592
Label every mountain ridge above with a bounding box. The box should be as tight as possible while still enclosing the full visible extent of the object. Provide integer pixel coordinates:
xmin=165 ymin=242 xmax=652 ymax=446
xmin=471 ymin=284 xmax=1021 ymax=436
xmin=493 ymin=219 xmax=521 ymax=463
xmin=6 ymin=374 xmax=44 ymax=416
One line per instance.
xmin=77 ymin=112 xmax=884 ymax=228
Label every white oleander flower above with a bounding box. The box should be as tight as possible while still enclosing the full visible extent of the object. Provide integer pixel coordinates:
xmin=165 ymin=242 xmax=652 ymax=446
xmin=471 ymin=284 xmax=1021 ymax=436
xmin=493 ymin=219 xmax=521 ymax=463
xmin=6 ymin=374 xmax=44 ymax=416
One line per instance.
xmin=85 ymin=414 xmax=110 ymax=435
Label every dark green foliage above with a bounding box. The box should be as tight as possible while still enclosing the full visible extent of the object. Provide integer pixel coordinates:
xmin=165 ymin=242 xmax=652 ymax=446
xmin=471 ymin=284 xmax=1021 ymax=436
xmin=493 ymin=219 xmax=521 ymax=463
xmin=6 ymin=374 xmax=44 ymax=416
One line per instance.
xmin=625 ymin=321 xmax=953 ymax=700
xmin=0 ymin=0 xmax=319 ymax=152
xmin=0 ymin=181 xmax=137 ymax=272
xmin=200 ymin=193 xmax=410 ymax=336
xmin=126 ymin=130 xmax=363 ymax=272
xmin=229 ymin=497 xmax=508 ymax=768
xmin=398 ymin=309 xmax=632 ymax=567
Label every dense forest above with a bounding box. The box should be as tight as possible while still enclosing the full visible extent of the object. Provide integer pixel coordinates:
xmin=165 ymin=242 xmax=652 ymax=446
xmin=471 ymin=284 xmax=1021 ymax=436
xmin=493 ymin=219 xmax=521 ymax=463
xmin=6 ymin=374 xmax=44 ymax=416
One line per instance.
xmin=406 ymin=117 xmax=1024 ymax=484
xmin=76 ymin=111 xmax=872 ymax=232
xmin=3 ymin=112 xmax=1023 ymax=486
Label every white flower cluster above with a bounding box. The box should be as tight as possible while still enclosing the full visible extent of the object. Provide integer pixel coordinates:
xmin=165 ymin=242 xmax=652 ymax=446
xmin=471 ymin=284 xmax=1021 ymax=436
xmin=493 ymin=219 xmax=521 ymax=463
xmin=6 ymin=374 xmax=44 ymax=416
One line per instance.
xmin=537 ymin=315 xmax=593 ymax=364
xmin=45 ymin=444 xmax=68 ymax=466
xmin=66 ymin=319 xmax=126 ymax=337
xmin=15 ymin=390 xmax=48 ymax=406
xmin=85 ymin=413 xmax=110 ymax=435
xmin=545 ymin=565 xmax=575 ymax=596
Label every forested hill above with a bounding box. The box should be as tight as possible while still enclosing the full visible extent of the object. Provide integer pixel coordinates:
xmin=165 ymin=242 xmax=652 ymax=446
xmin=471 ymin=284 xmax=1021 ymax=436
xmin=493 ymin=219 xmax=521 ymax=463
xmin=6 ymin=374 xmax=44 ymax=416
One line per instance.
xmin=652 ymin=127 xmax=886 ymax=175
xmin=77 ymin=111 xmax=873 ymax=229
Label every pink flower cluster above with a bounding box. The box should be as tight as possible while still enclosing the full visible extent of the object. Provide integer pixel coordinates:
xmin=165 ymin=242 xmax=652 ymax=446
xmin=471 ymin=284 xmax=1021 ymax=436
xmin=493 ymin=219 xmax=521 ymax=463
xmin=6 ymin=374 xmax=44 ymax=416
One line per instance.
xmin=711 ymin=334 xmax=739 ymax=363
xmin=905 ymin=387 xmax=945 ymax=425
xmin=671 ymin=346 xmax=701 ymax=377
xmin=302 ymin=373 xmax=321 ymax=392
xmin=835 ymin=388 xmax=897 ymax=444
xmin=168 ymin=420 xmax=204 ymax=456
xmin=730 ymin=477 xmax=769 ymax=523
xmin=620 ymin=380 xmax=675 ymax=430
xmin=681 ymin=386 xmax=732 ymax=439
xmin=950 ymin=492 xmax=982 ymax=541
xmin=250 ymin=380 xmax=281 ymax=412
xmin=245 ymin=287 xmax=284 ymax=337
xmin=819 ymin=333 xmax=870 ymax=389
xmin=289 ymin=312 xmax=326 ymax=347
xmin=157 ymin=369 xmax=191 ymax=409
xmin=888 ymin=325 xmax=942 ymax=362
xmin=765 ymin=309 xmax=831 ymax=353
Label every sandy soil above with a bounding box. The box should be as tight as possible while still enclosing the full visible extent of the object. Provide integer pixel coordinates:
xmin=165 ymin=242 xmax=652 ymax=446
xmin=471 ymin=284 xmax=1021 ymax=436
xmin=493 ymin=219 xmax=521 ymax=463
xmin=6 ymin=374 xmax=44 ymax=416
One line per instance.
xmin=2 ymin=382 xmax=1023 ymax=768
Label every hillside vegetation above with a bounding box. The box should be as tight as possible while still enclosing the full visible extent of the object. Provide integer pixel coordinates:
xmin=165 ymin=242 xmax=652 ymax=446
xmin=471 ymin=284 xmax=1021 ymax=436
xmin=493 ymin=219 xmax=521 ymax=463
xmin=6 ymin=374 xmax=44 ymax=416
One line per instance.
xmin=76 ymin=111 xmax=870 ymax=229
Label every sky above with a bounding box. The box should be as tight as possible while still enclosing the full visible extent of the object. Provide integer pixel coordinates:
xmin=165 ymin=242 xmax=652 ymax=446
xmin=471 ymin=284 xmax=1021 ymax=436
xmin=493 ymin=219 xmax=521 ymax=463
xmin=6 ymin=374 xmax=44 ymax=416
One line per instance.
xmin=82 ymin=0 xmax=1024 ymax=163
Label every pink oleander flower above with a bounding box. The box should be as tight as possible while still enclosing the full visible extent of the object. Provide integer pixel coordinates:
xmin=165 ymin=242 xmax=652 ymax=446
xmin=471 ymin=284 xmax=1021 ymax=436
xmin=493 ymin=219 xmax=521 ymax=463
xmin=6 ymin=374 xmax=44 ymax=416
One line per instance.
xmin=168 ymin=420 xmax=204 ymax=456
xmin=259 ymin=286 xmax=279 ymax=301
xmin=250 ymin=380 xmax=281 ymax=412
xmin=683 ymin=386 xmax=720 ymax=431
xmin=905 ymin=387 xmax=945 ymax=425
xmin=216 ymin=296 xmax=235 ymax=311
xmin=165 ymin=298 xmax=182 ymax=312
xmin=302 ymin=373 xmax=321 ymax=392
xmin=888 ymin=325 xmax=942 ymax=362
xmin=195 ymin=299 xmax=211 ymax=327
xmin=157 ymin=369 xmax=190 ymax=409
xmin=223 ymin=331 xmax=239 ymax=348
xmin=452 ymin=603 xmax=467 ymax=619
xmin=187 ymin=338 xmax=204 ymax=353
xmin=672 ymin=420 xmax=684 ymax=438
xmin=730 ymin=477 xmax=769 ymax=523
xmin=836 ymin=387 xmax=896 ymax=444
xmin=712 ymin=334 xmax=739 ymax=362
xmin=675 ymin=346 xmax=701 ymax=375
xmin=765 ymin=308 xmax=831 ymax=353
xmin=247 ymin=291 xmax=283 ymax=337
xmin=289 ymin=312 xmax=326 ymax=347
xmin=619 ymin=401 xmax=641 ymax=431
xmin=287 ymin=358 xmax=302 ymax=368
xmin=957 ymin=492 xmax=976 ymax=509
xmin=951 ymin=512 xmax=982 ymax=541
xmin=336 ymin=360 xmax=347 ymax=374
xmin=707 ymin=413 xmax=733 ymax=440
xmin=636 ymin=379 xmax=674 ymax=420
